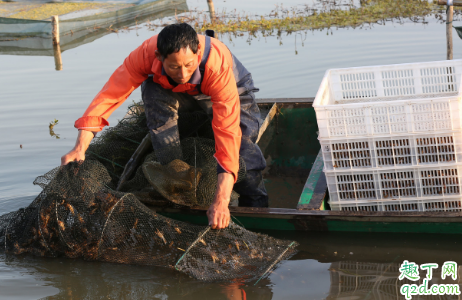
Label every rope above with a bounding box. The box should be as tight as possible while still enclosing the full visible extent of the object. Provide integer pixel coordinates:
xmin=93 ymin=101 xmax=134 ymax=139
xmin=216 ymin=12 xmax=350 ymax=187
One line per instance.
xmin=55 ymin=198 xmax=72 ymax=249
xmin=174 ymin=226 xmax=211 ymax=270
xmin=231 ymin=215 xmax=246 ymax=228
xmin=182 ymin=117 xmax=211 ymax=139
xmin=86 ymin=151 xmax=124 ymax=169
xmin=95 ymin=195 xmax=125 ymax=258
xmin=112 ymin=132 xmax=141 ymax=145
xmin=37 ymin=203 xmax=52 ymax=254
xmin=254 ymin=241 xmax=297 ymax=285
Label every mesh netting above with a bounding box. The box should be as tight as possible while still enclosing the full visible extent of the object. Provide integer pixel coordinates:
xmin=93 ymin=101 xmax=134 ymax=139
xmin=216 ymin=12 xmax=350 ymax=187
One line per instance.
xmin=141 ymin=137 xmax=243 ymax=207
xmin=87 ymin=102 xmax=245 ymax=208
xmin=85 ymin=102 xmax=148 ymax=186
xmin=0 ymin=160 xmax=298 ymax=282
xmin=86 ymin=103 xmax=216 ymax=184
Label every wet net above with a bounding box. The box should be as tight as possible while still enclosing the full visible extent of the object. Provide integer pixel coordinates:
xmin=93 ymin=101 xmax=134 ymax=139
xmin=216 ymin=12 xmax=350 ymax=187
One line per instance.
xmin=0 ymin=160 xmax=298 ymax=282
xmin=85 ymin=102 xmax=148 ymax=185
xmin=86 ymin=102 xmax=245 ymax=208
xmin=0 ymin=99 xmax=298 ymax=282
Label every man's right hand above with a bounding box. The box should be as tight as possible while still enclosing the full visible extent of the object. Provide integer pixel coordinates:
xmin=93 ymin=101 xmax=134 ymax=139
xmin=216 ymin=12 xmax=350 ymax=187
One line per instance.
xmin=61 ymin=149 xmax=86 ymax=165
xmin=60 ymin=130 xmax=94 ymax=166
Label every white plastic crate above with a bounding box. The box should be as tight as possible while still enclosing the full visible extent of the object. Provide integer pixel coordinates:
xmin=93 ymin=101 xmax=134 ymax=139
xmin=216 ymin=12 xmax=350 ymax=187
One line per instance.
xmin=313 ymin=60 xmax=462 ymax=138
xmin=320 ymin=132 xmax=462 ymax=170
xmin=330 ymin=197 xmax=462 ymax=212
xmin=326 ymin=164 xmax=462 ymax=202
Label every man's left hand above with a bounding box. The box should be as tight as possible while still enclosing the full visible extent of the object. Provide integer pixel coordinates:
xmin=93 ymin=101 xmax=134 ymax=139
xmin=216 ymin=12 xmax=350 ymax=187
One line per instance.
xmin=207 ymin=200 xmax=230 ymax=229
xmin=207 ymin=172 xmax=234 ymax=229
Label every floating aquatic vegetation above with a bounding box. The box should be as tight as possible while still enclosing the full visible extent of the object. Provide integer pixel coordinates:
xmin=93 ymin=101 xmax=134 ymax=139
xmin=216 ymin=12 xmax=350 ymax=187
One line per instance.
xmin=49 ymin=119 xmax=58 ymax=130
xmin=49 ymin=119 xmax=59 ymax=139
xmin=191 ymin=0 xmax=435 ymax=34
xmin=3 ymin=2 xmax=128 ymax=21
xmin=144 ymin=0 xmax=462 ymax=38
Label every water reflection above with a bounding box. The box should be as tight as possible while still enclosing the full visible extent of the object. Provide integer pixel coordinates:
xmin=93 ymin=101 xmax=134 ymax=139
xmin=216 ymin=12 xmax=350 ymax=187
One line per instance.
xmin=327 ymin=261 xmax=462 ymax=300
xmin=3 ymin=231 xmax=462 ymax=299
xmin=1 ymin=253 xmax=272 ymax=300
xmin=2 ymin=1 xmax=462 ymax=298
xmin=0 ymin=0 xmax=188 ymax=58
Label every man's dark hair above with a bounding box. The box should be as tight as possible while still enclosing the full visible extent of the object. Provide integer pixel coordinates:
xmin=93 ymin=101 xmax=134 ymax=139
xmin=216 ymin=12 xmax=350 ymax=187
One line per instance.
xmin=157 ymin=23 xmax=199 ymax=60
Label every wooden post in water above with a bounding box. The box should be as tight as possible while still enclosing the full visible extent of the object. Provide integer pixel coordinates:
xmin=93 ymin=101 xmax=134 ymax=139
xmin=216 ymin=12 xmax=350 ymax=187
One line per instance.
xmin=53 ymin=44 xmax=63 ymax=71
xmin=51 ymin=15 xmax=60 ymax=45
xmin=207 ymin=0 xmax=215 ymax=23
xmin=447 ymin=4 xmax=454 ymax=60
xmin=51 ymin=15 xmax=63 ymax=71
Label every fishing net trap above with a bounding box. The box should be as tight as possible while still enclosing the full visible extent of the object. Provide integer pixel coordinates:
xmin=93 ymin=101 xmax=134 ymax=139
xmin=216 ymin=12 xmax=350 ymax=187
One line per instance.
xmin=0 ymin=101 xmax=298 ymax=282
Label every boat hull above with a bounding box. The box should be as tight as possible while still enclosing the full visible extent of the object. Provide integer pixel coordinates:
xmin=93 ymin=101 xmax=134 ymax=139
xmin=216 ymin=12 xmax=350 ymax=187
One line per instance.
xmin=154 ymin=206 xmax=462 ymax=234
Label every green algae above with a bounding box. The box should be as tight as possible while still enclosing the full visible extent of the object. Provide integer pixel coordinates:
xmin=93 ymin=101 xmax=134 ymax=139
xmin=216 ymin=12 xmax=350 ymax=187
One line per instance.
xmin=167 ymin=0 xmax=457 ymax=35
xmin=3 ymin=2 xmax=120 ymax=20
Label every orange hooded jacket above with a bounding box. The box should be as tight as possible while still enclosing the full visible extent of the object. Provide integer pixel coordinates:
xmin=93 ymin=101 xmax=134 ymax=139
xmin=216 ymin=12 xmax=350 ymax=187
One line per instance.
xmin=74 ymin=35 xmax=241 ymax=182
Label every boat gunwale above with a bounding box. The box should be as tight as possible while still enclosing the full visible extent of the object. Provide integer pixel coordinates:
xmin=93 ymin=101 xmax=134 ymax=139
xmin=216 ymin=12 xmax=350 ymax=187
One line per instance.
xmin=153 ymin=205 xmax=462 ymax=220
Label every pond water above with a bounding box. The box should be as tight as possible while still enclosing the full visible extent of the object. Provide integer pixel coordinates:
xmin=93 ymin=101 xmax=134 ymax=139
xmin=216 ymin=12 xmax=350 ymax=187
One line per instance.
xmin=1 ymin=0 xmax=462 ymax=298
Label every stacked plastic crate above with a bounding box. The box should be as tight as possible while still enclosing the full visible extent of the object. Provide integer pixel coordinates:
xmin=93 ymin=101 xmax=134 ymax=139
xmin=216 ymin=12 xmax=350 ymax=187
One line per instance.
xmin=313 ymin=59 xmax=462 ymax=212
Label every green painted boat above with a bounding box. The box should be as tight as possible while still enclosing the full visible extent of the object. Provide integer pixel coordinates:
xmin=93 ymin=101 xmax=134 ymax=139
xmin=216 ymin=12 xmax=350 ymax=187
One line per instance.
xmin=147 ymin=98 xmax=462 ymax=234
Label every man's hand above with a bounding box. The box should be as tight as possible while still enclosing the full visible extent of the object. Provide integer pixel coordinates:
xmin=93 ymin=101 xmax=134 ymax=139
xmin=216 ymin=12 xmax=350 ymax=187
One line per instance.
xmin=61 ymin=149 xmax=86 ymax=165
xmin=207 ymin=200 xmax=230 ymax=229
xmin=60 ymin=130 xmax=94 ymax=165
xmin=207 ymin=172 xmax=234 ymax=229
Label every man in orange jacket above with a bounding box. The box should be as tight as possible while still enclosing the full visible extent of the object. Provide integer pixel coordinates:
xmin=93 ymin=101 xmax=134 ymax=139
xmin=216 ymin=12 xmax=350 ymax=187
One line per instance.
xmin=61 ymin=23 xmax=268 ymax=229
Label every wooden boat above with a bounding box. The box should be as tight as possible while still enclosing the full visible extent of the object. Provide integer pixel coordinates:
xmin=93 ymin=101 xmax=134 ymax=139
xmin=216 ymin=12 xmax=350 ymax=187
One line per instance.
xmin=146 ymin=98 xmax=462 ymax=234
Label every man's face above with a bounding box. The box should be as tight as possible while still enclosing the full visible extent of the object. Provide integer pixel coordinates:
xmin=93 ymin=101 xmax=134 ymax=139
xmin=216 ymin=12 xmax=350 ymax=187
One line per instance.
xmin=156 ymin=44 xmax=201 ymax=85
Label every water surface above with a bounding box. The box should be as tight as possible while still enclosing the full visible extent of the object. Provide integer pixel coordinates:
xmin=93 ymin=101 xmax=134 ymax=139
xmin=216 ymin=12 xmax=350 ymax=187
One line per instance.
xmin=1 ymin=0 xmax=462 ymax=298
